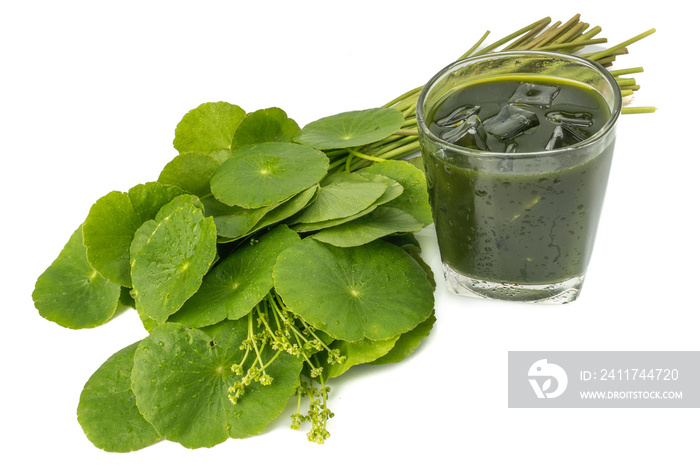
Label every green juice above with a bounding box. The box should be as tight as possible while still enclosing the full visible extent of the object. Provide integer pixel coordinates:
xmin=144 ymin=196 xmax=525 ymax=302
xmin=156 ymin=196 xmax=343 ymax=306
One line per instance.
xmin=423 ymin=76 xmax=614 ymax=285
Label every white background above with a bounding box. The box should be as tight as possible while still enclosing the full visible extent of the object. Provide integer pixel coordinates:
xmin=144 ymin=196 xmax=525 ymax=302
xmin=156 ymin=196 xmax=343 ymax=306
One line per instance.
xmin=3 ymin=1 xmax=696 ymax=464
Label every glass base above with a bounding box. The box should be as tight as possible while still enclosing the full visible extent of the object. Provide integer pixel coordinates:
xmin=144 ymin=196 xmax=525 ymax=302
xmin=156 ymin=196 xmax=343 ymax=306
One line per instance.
xmin=443 ymin=264 xmax=584 ymax=304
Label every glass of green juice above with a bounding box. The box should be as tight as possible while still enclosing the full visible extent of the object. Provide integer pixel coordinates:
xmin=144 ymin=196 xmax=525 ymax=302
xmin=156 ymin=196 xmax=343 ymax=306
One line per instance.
xmin=416 ymin=51 xmax=622 ymax=304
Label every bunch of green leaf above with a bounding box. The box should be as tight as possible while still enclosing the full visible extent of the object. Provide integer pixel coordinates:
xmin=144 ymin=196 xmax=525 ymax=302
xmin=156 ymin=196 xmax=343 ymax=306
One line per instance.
xmin=33 ymin=101 xmax=437 ymax=451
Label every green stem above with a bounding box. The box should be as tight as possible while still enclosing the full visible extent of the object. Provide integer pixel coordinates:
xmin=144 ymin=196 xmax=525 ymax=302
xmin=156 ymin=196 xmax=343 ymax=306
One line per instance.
xmin=550 ymin=19 xmax=587 ymax=45
xmin=301 ymin=322 xmax=334 ymax=353
xmin=260 ymin=349 xmax=283 ymax=371
xmin=615 ymin=77 xmax=637 ymax=87
xmin=594 ymin=55 xmax=618 ymax=66
xmin=534 ymin=37 xmax=607 ymax=51
xmin=587 ymin=28 xmax=656 ymax=61
xmin=256 ymin=305 xmax=274 ymax=336
xmin=520 ymin=20 xmax=562 ymax=50
xmin=383 ymin=85 xmax=421 ymax=109
xmin=621 ymin=106 xmax=657 ymax=114
xmin=347 ymin=140 xmax=421 ymax=172
xmin=324 ymin=148 xmax=348 ymax=159
xmin=328 ymin=158 xmax=347 ymax=171
xmin=378 ymin=140 xmax=421 ymax=160
xmin=394 ymin=128 xmax=419 ymax=136
xmin=402 ymin=102 xmax=417 ymax=119
xmin=566 ymin=25 xmax=603 ymax=53
xmin=610 ymin=67 xmax=644 ymax=76
xmin=548 ymin=13 xmax=582 ymax=40
xmin=459 ymin=30 xmax=491 ymax=59
xmin=374 ymin=135 xmax=419 ymax=156
xmin=503 ymin=20 xmax=549 ymax=51
xmin=248 ymin=313 xmax=267 ymax=370
xmin=477 ymin=17 xmax=552 ymax=54
xmin=402 ymin=116 xmax=417 ymax=128
xmin=346 ymin=147 xmax=387 ymax=164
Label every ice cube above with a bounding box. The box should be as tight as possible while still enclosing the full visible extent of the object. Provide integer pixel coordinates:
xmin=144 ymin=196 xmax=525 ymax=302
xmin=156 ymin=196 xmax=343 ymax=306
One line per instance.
xmin=544 ymin=124 xmax=587 ymax=150
xmin=505 ymin=142 xmax=518 ymax=153
xmin=545 ymin=125 xmax=565 ymax=150
xmin=483 ymin=105 xmax=539 ymax=141
xmin=441 ymin=114 xmax=490 ymax=151
xmin=436 ymin=105 xmax=481 ymax=127
xmin=545 ymin=111 xmax=593 ymax=127
xmin=509 ymin=82 xmax=560 ymax=108
xmin=498 ymin=148 xmax=515 ymax=172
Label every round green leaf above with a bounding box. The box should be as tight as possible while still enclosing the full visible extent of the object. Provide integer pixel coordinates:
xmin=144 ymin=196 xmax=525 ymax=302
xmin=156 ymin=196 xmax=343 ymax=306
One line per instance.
xmin=170 ymin=225 xmax=300 ymax=327
xmin=396 ymin=238 xmax=437 ymax=291
xmin=292 ymin=172 xmax=387 ymax=224
xmin=294 ymin=107 xmax=405 ymax=150
xmin=202 ymin=197 xmax=272 ymax=241
xmin=83 ymin=182 xmax=185 ymax=287
xmin=311 ymin=206 xmax=424 ymax=248
xmin=130 ymin=196 xmax=217 ymax=324
xmin=369 ymin=311 xmax=436 ymax=365
xmin=356 ymin=171 xmax=405 ymax=206
xmin=173 ymin=102 xmax=245 ymax=154
xmin=32 ymin=226 xmax=121 ymax=329
xmin=210 ymin=142 xmax=329 ymax=209
xmin=230 ymin=107 xmax=301 ymax=150
xmin=77 ymin=341 xmax=161 ymax=452
xmin=246 ymin=185 xmax=318 ymax=236
xmin=291 ymin=173 xmax=404 ymax=233
xmin=158 ymin=152 xmax=221 ymax=198
xmin=325 ymin=336 xmax=400 ymax=379
xmin=406 ymin=155 xmax=426 ymax=173
xmin=291 ymin=204 xmax=378 ymax=233
xmin=273 ymin=238 xmax=434 ymax=341
xmin=360 ymin=160 xmax=433 ymax=226
xmin=131 ymin=321 xmax=302 ymax=448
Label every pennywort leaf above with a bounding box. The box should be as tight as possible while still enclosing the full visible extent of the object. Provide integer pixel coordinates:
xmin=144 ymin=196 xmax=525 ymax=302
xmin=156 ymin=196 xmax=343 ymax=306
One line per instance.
xmin=294 ymin=108 xmax=405 ymax=150
xmin=273 ymin=238 xmax=434 ymax=341
xmin=32 ymin=226 xmax=121 ymax=329
xmin=77 ymin=341 xmax=161 ymax=452
xmin=310 ymin=206 xmax=424 ymax=248
xmin=202 ymin=198 xmax=273 ymax=241
xmin=359 ymin=160 xmax=433 ymax=226
xmin=131 ymin=320 xmax=302 ymax=448
xmin=325 ymin=336 xmax=400 ymax=379
xmin=245 ymin=185 xmax=318 ymax=236
xmin=369 ymin=311 xmax=436 ymax=365
xmin=130 ymin=195 xmax=217 ymax=324
xmin=82 ymin=182 xmax=185 ymax=287
xmin=230 ymin=107 xmax=301 ymax=150
xmin=291 ymin=171 xmax=387 ymax=224
xmin=210 ymin=142 xmax=328 ymax=209
xmin=173 ymin=102 xmax=245 ymax=154
xmin=170 ymin=225 xmax=300 ymax=327
xmin=157 ymin=152 xmax=221 ymax=198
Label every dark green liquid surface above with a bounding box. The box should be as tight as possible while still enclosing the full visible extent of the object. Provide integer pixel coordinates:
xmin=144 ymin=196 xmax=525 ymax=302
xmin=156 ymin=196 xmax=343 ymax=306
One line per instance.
xmin=423 ymin=77 xmax=614 ymax=284
xmin=428 ymin=76 xmax=608 ymax=153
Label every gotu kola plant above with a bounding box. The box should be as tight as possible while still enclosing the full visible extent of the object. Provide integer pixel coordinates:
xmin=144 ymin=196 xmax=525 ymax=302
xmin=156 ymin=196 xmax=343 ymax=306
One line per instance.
xmin=34 ymin=101 xmax=437 ymax=450
xmin=32 ymin=15 xmax=654 ymax=451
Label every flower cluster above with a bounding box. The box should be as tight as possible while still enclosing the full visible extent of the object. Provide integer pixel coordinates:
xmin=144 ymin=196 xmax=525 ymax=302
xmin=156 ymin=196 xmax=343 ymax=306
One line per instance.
xmin=226 ymin=291 xmax=346 ymax=443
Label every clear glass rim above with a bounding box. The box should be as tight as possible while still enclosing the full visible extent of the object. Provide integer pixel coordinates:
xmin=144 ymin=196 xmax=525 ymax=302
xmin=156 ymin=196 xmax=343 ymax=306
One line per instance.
xmin=415 ymin=51 xmax=623 ymax=159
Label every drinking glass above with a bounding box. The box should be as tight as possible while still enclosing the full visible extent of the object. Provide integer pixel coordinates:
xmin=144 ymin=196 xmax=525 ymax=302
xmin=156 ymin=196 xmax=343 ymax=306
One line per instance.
xmin=416 ymin=51 xmax=622 ymax=303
